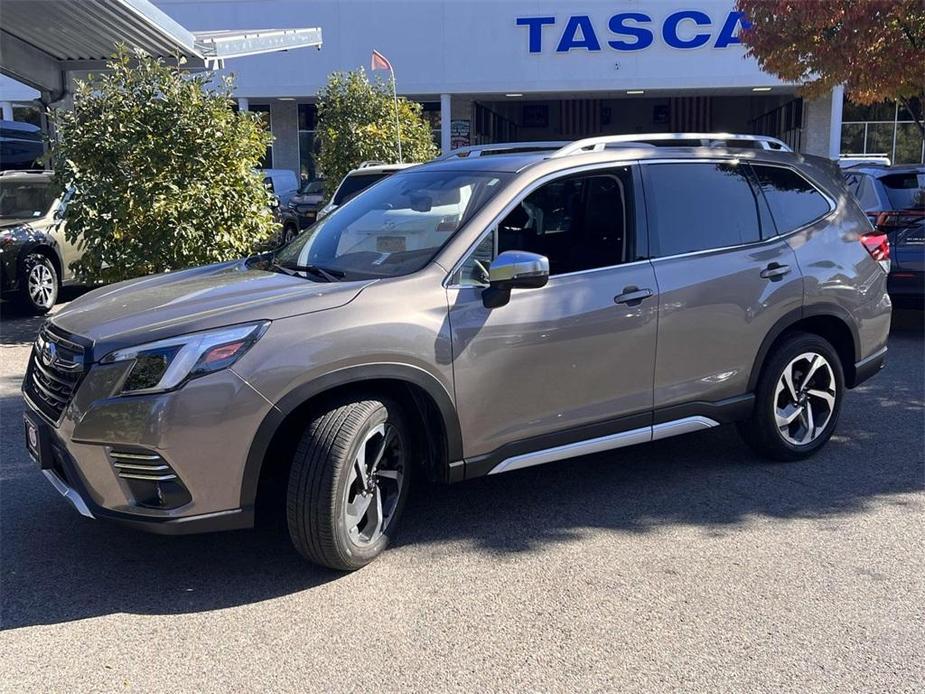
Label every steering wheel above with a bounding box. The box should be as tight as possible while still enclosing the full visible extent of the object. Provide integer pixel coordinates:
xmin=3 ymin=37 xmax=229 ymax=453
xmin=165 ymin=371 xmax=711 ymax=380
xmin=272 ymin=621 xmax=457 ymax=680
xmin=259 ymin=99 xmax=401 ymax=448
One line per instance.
xmin=473 ymin=259 xmax=490 ymax=285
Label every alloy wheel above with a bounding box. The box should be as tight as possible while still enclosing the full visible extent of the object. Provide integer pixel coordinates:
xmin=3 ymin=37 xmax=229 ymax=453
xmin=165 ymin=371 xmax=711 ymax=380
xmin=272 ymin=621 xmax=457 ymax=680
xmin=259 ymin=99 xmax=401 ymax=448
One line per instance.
xmin=343 ymin=422 xmax=404 ymax=547
xmin=27 ymin=261 xmax=56 ymax=309
xmin=773 ymin=352 xmax=837 ymax=446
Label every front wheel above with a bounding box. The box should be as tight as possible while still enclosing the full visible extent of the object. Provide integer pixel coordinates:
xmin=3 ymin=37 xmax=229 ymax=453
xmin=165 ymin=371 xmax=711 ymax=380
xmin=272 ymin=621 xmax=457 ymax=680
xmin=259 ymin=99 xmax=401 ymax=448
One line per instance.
xmin=286 ymin=397 xmax=410 ymax=570
xmin=737 ymin=332 xmax=844 ymax=461
xmin=17 ymin=252 xmax=58 ymax=315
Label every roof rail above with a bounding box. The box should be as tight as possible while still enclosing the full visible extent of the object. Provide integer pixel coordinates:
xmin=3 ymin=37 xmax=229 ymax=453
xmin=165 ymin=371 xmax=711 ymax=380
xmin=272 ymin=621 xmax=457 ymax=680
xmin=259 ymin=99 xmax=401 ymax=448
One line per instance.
xmin=437 ymin=141 xmax=570 ymax=160
xmin=0 ymin=169 xmax=51 ymax=176
xmin=357 ymin=160 xmax=388 ymax=168
xmin=551 ymin=133 xmax=792 ymax=158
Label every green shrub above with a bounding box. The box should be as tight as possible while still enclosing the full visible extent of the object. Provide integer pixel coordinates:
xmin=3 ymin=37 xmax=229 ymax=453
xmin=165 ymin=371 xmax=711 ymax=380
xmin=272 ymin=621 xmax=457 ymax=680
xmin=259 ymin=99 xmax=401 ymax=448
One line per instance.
xmin=316 ymin=69 xmax=438 ymax=198
xmin=52 ymin=46 xmax=277 ymax=283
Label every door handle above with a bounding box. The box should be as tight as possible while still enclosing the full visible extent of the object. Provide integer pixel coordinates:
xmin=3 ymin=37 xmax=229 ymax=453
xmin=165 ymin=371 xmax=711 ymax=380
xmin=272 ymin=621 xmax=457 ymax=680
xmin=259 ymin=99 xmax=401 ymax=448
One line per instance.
xmin=760 ymin=263 xmax=791 ymax=281
xmin=614 ymin=286 xmax=654 ymax=305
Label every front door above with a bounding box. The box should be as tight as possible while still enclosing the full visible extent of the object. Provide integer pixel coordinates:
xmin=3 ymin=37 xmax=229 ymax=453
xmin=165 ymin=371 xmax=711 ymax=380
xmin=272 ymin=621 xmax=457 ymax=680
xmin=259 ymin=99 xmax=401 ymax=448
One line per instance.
xmin=446 ymin=166 xmax=658 ymax=466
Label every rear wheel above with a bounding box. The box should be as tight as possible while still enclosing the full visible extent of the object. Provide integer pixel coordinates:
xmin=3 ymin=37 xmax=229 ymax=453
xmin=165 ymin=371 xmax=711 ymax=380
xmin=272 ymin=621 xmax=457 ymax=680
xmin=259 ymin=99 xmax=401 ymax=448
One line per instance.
xmin=738 ymin=332 xmax=844 ymax=461
xmin=286 ymin=397 xmax=410 ymax=570
xmin=17 ymin=252 xmax=58 ymax=315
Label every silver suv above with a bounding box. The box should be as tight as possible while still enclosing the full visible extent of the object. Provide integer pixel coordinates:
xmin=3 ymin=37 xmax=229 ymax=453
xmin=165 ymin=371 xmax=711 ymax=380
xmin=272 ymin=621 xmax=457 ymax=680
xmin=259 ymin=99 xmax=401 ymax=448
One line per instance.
xmin=23 ymin=136 xmax=891 ymax=570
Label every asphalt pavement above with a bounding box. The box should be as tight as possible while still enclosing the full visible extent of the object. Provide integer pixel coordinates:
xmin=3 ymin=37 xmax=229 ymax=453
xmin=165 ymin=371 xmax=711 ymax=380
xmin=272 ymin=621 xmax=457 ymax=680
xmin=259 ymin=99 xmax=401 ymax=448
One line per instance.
xmin=1 ymin=295 xmax=922 ymax=692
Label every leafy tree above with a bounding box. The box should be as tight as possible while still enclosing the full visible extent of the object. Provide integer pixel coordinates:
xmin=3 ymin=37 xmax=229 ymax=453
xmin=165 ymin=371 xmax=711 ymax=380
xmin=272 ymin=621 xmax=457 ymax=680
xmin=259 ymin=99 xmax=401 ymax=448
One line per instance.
xmin=315 ymin=69 xmax=438 ymax=197
xmin=737 ymin=0 xmax=925 ymax=135
xmin=52 ymin=46 xmax=277 ymax=283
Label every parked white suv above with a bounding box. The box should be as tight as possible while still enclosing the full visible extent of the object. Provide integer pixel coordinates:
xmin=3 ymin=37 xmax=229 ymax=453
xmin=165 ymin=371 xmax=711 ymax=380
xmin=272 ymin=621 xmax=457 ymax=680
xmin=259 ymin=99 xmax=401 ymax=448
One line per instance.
xmin=316 ymin=162 xmax=415 ymax=220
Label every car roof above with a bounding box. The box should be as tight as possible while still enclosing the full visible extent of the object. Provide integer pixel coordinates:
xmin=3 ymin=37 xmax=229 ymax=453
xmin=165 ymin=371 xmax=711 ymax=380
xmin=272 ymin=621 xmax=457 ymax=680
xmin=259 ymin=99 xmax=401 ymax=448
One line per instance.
xmin=347 ymin=163 xmax=415 ymax=175
xmin=408 ymin=146 xmax=813 ymax=175
xmin=842 ymin=164 xmax=925 ymax=177
xmin=0 ymin=170 xmax=53 ymax=182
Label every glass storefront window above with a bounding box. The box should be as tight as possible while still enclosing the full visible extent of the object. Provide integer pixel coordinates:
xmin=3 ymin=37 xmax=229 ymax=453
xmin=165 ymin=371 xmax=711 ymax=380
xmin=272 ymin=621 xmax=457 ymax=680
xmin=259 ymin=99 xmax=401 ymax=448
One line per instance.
xmin=895 ymin=123 xmax=925 ymax=164
xmin=840 ymin=123 xmax=865 ymax=154
xmin=841 ymin=99 xmax=924 ymax=163
xmin=866 ymin=123 xmax=894 ymax=156
xmin=298 ymin=104 xmax=318 ymax=182
xmin=249 ymin=105 xmax=273 ymax=169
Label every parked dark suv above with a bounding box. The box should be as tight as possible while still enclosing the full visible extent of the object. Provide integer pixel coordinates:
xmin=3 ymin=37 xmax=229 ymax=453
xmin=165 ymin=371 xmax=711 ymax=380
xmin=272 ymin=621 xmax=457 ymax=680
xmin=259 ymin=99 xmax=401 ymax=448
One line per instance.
xmin=23 ymin=135 xmax=891 ymax=570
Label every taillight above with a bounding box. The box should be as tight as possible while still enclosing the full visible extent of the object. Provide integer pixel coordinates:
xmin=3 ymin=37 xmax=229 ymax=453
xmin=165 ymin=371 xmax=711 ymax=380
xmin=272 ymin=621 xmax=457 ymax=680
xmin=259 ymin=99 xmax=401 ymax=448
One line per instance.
xmin=860 ymin=231 xmax=891 ymax=273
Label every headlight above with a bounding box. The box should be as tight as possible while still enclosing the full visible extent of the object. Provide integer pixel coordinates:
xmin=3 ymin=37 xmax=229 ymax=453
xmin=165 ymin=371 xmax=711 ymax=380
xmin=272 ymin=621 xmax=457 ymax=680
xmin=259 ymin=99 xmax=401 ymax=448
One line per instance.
xmin=101 ymin=322 xmax=270 ymax=395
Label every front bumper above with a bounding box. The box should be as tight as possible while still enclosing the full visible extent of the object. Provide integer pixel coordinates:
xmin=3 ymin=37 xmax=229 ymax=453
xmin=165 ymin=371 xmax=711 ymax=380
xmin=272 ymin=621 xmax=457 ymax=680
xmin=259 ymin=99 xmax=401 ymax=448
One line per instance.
xmin=24 ymin=351 xmax=274 ymax=534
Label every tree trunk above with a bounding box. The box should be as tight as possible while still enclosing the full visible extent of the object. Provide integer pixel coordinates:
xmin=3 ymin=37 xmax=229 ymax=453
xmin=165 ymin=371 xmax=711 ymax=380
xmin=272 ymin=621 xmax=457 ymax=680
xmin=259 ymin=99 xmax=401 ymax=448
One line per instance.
xmin=898 ymin=95 xmax=925 ymax=138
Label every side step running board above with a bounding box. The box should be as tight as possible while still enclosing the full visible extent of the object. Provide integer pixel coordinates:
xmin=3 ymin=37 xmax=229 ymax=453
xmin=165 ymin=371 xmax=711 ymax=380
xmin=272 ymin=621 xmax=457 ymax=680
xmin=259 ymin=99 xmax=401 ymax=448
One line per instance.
xmin=487 ymin=416 xmax=719 ymax=475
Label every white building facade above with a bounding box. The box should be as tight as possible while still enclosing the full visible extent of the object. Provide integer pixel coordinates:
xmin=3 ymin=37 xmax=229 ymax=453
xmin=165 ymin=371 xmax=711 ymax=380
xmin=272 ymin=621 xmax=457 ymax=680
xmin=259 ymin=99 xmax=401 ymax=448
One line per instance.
xmin=12 ymin=0 xmax=861 ymax=178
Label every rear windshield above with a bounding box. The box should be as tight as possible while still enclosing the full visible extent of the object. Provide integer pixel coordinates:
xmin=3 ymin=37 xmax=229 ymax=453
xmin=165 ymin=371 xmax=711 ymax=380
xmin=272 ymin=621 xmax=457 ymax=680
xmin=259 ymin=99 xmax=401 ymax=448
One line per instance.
xmin=0 ymin=180 xmax=57 ymax=219
xmin=879 ymin=172 xmax=925 ymax=210
xmin=333 ymin=173 xmax=390 ymax=205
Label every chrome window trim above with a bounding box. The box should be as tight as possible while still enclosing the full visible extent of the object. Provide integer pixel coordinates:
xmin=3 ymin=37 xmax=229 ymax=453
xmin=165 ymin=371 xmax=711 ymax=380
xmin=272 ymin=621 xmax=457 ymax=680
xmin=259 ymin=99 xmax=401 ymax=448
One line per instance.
xmin=443 ymin=160 xmax=641 ymax=288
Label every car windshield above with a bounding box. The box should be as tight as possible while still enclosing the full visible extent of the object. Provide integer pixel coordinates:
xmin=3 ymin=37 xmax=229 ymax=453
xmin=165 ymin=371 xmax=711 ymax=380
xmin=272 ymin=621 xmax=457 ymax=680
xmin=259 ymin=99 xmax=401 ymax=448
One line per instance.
xmin=0 ymin=179 xmax=57 ymax=219
xmin=332 ymin=172 xmax=391 ymax=205
xmin=300 ymin=179 xmax=325 ymax=195
xmin=274 ymin=169 xmax=509 ymax=279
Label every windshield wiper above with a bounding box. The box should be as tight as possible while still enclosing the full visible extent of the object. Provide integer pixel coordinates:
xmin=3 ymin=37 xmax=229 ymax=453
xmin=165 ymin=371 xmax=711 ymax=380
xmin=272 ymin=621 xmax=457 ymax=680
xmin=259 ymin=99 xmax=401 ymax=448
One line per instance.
xmin=272 ymin=261 xmax=345 ymax=282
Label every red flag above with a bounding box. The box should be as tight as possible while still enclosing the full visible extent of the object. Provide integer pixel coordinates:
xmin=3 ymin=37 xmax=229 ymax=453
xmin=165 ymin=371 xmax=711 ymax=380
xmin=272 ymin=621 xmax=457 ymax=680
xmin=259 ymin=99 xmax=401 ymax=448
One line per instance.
xmin=371 ymin=50 xmax=393 ymax=72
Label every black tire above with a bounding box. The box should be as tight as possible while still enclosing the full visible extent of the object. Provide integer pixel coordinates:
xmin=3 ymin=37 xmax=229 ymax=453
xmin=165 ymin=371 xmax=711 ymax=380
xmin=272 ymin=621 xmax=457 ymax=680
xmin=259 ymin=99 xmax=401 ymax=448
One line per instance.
xmin=286 ymin=397 xmax=411 ymax=571
xmin=283 ymin=224 xmax=298 ymax=245
xmin=16 ymin=252 xmax=58 ymax=315
xmin=737 ymin=332 xmax=845 ymax=462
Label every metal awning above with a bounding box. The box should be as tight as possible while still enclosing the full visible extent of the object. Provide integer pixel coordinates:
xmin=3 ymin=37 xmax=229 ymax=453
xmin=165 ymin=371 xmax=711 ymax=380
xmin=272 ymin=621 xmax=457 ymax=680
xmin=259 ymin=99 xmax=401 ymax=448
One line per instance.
xmin=0 ymin=0 xmax=322 ymax=96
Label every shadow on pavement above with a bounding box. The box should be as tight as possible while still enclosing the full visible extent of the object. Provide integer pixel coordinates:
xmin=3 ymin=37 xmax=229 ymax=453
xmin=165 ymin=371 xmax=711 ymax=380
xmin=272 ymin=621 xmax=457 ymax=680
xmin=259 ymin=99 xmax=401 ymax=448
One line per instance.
xmin=0 ymin=287 xmax=91 ymax=346
xmin=1 ymin=310 xmax=922 ymax=630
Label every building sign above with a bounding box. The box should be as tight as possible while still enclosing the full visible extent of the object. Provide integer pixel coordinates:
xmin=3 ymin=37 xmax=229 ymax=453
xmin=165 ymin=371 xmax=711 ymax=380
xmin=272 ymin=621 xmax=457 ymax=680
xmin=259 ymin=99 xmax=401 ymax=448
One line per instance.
xmin=450 ymin=120 xmax=470 ymax=149
xmin=515 ymin=11 xmax=751 ymax=53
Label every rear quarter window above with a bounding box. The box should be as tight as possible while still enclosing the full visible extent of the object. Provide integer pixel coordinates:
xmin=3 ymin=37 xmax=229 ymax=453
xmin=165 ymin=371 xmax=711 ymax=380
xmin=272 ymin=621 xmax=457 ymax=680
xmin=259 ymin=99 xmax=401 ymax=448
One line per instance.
xmin=644 ymin=162 xmax=762 ymax=257
xmin=751 ymin=165 xmax=832 ymax=233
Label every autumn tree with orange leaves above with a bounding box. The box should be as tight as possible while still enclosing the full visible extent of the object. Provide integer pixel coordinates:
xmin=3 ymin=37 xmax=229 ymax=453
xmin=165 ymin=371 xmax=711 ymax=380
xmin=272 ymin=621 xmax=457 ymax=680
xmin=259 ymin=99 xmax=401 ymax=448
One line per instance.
xmin=736 ymin=0 xmax=925 ymax=135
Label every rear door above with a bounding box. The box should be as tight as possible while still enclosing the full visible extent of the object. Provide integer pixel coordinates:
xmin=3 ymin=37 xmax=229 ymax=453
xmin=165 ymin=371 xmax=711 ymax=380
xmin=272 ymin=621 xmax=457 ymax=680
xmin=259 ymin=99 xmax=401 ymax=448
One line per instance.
xmin=642 ymin=160 xmax=805 ymax=414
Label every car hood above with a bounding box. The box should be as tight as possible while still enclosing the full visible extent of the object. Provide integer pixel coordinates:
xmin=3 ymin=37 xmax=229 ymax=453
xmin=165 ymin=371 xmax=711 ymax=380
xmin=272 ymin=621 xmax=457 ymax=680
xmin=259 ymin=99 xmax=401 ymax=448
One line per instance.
xmin=51 ymin=259 xmax=376 ymax=356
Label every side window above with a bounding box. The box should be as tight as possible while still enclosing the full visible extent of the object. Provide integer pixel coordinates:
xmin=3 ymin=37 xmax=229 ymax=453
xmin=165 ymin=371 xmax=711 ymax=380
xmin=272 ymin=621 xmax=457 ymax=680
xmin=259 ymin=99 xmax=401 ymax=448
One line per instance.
xmin=751 ymin=164 xmax=832 ymax=233
xmin=492 ymin=169 xmax=630 ymax=277
xmin=457 ymin=231 xmax=494 ymax=286
xmin=645 ymin=162 xmax=762 ymax=257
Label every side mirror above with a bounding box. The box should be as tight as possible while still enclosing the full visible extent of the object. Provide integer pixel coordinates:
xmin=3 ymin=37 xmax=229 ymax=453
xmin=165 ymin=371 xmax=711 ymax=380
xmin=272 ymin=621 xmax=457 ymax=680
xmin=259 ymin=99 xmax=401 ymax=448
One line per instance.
xmin=482 ymin=250 xmax=549 ymax=309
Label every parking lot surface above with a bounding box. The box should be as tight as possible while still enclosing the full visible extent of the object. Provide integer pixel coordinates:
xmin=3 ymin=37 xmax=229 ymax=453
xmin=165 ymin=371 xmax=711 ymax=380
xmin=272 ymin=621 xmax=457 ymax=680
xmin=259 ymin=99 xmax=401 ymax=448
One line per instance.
xmin=1 ymin=297 xmax=922 ymax=692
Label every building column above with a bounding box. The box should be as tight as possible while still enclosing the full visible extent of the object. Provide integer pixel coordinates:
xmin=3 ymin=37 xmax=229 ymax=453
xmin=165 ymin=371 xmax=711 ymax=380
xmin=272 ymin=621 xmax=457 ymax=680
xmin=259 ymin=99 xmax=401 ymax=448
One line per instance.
xmin=238 ymin=97 xmax=249 ymax=112
xmin=440 ymin=93 xmax=452 ymax=153
xmin=1 ymin=101 xmax=13 ymax=120
xmin=828 ymin=85 xmax=844 ymax=159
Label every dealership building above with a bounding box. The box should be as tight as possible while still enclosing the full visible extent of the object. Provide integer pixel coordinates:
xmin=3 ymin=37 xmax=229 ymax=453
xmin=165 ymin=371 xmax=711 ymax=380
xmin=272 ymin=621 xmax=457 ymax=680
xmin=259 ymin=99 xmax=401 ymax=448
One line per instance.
xmin=2 ymin=0 xmax=923 ymax=178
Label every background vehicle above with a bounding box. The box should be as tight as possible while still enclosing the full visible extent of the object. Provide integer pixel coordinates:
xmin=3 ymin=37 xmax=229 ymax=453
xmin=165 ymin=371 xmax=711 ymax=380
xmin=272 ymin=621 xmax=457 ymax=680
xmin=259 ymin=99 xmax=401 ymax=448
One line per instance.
xmin=315 ymin=162 xmax=413 ymax=220
xmin=0 ymin=121 xmax=43 ymax=171
xmin=260 ymin=169 xmax=299 ymax=206
xmin=0 ymin=170 xmax=79 ymax=313
xmin=24 ymin=135 xmax=890 ymax=572
xmin=839 ymin=154 xmax=892 ymax=168
xmin=287 ymin=179 xmax=325 ymax=229
xmin=843 ymin=164 xmax=924 ymax=303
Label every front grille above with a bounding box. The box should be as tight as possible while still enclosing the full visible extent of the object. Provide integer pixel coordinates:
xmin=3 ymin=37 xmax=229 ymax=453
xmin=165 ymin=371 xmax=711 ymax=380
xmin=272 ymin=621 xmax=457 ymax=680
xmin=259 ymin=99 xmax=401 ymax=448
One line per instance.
xmin=23 ymin=324 xmax=90 ymax=424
